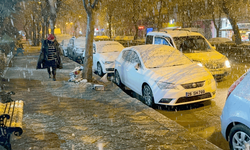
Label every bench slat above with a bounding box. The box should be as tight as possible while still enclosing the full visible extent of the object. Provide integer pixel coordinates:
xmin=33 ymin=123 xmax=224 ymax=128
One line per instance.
xmin=0 ymin=100 xmax=23 ymax=128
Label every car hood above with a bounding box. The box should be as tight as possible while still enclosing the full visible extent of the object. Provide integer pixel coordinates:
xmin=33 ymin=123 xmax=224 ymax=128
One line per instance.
xmin=184 ymin=50 xmax=227 ymax=64
xmin=99 ymin=52 xmax=121 ymax=61
xmin=150 ymin=63 xmax=212 ymax=84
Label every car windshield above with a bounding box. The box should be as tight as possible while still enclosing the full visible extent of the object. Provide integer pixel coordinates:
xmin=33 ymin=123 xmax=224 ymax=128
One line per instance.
xmin=140 ymin=46 xmax=192 ymax=68
xmin=174 ymin=36 xmax=211 ymax=53
xmin=75 ymin=41 xmax=85 ymax=48
xmin=97 ymin=43 xmax=124 ymax=53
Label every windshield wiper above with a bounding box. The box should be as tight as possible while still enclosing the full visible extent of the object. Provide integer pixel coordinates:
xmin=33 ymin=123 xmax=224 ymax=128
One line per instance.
xmin=172 ymin=64 xmax=183 ymax=66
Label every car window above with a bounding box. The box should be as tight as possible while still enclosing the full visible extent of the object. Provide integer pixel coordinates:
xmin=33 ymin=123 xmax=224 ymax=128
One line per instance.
xmin=146 ymin=35 xmax=153 ymax=44
xmin=155 ymin=37 xmax=171 ymax=46
xmin=122 ymin=50 xmax=130 ymax=61
xmin=130 ymin=51 xmax=140 ymax=64
xmin=174 ymin=36 xmax=211 ymax=53
xmin=164 ymin=37 xmax=174 ymax=47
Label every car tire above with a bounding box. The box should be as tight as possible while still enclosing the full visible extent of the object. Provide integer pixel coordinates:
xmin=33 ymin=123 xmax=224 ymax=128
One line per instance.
xmin=142 ymin=84 xmax=154 ymax=107
xmin=229 ymin=124 xmax=250 ymax=150
xmin=63 ymin=50 xmax=67 ymax=57
xmin=72 ymin=53 xmax=75 ymax=61
xmin=114 ymin=70 xmax=124 ymax=88
xmin=80 ymin=58 xmax=84 ymax=64
xmin=97 ymin=62 xmax=104 ymax=76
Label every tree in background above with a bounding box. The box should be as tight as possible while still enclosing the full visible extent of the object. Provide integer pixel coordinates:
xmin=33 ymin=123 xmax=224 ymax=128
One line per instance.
xmin=211 ymin=0 xmax=222 ymax=38
xmin=221 ymin=0 xmax=244 ymax=45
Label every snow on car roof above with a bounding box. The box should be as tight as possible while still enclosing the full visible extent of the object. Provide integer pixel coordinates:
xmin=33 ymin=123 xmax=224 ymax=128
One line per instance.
xmin=94 ymin=41 xmax=124 ymax=53
xmin=147 ymin=31 xmax=172 ymax=37
xmin=166 ymin=30 xmax=202 ymax=37
xmin=147 ymin=30 xmax=203 ymax=38
xmin=131 ymin=45 xmax=192 ymax=68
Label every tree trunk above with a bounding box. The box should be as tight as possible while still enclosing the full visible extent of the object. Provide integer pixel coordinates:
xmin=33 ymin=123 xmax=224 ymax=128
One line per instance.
xmin=32 ymin=20 xmax=37 ymax=46
xmin=82 ymin=10 xmax=94 ymax=82
xmin=157 ymin=0 xmax=162 ymax=32
xmin=109 ymin=22 xmax=112 ymax=39
xmin=203 ymin=20 xmax=212 ymax=39
xmin=42 ymin=21 xmax=45 ymax=39
xmin=217 ymin=10 xmax=221 ymax=37
xmin=50 ymin=16 xmax=55 ymax=35
xmin=134 ymin=24 xmax=138 ymax=40
xmin=222 ymin=1 xmax=241 ymax=45
xmin=37 ymin=22 xmax=41 ymax=46
xmin=23 ymin=19 xmax=29 ymax=40
xmin=108 ymin=14 xmax=112 ymax=39
xmin=45 ymin=18 xmax=49 ymax=36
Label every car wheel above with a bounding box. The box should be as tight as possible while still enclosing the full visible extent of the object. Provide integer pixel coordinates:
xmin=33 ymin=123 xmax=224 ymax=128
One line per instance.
xmin=142 ymin=84 xmax=154 ymax=107
xmin=63 ymin=50 xmax=67 ymax=57
xmin=115 ymin=70 xmax=123 ymax=88
xmin=72 ymin=53 xmax=75 ymax=61
xmin=229 ymin=124 xmax=250 ymax=150
xmin=97 ymin=62 xmax=104 ymax=76
xmin=80 ymin=58 xmax=84 ymax=64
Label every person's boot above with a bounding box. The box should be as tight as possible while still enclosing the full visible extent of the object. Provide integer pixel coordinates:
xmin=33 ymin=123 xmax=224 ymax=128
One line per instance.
xmin=53 ymin=75 xmax=56 ymax=81
xmin=49 ymin=74 xmax=51 ymax=78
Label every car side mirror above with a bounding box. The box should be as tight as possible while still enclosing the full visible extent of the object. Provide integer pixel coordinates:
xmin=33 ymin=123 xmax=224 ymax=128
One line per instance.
xmin=211 ymin=46 xmax=216 ymax=49
xmin=134 ymin=63 xmax=140 ymax=70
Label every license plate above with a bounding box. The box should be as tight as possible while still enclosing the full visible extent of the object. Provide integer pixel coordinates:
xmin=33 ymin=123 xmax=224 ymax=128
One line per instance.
xmin=186 ymin=90 xmax=205 ymax=97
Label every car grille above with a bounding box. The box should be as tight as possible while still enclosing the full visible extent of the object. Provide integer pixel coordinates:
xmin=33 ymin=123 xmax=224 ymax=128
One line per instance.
xmin=205 ymin=63 xmax=224 ymax=69
xmin=181 ymin=81 xmax=205 ymax=89
xmin=106 ymin=68 xmax=114 ymax=71
xmin=176 ymin=93 xmax=212 ymax=104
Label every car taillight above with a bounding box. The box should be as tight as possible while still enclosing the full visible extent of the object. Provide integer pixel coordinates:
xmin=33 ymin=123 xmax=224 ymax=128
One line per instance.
xmin=227 ymin=72 xmax=248 ymax=98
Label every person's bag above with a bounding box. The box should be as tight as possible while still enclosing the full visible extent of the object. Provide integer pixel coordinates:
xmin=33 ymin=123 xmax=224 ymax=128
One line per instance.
xmin=36 ymin=51 xmax=44 ymax=69
xmin=57 ymin=56 xmax=63 ymax=69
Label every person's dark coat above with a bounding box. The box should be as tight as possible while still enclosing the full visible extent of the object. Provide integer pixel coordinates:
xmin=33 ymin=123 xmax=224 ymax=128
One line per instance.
xmin=36 ymin=39 xmax=63 ymax=69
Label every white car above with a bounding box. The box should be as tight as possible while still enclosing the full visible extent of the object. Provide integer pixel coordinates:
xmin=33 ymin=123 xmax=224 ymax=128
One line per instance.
xmin=68 ymin=37 xmax=85 ymax=63
xmin=221 ymin=70 xmax=250 ymax=150
xmin=114 ymin=45 xmax=216 ymax=107
xmin=93 ymin=41 xmax=124 ymax=76
xmin=60 ymin=39 xmax=70 ymax=57
xmin=146 ymin=31 xmax=231 ymax=79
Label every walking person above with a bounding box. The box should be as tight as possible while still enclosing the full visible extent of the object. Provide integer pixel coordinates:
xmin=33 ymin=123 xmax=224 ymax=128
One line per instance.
xmin=36 ymin=34 xmax=63 ymax=81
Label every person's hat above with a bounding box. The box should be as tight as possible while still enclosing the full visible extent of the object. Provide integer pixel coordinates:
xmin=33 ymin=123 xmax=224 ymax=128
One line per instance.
xmin=47 ymin=34 xmax=55 ymax=41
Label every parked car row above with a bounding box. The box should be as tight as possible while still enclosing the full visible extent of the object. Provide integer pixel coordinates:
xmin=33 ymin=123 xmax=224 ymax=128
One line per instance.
xmin=59 ymin=32 xmax=250 ymax=150
xmin=61 ymin=30 xmax=231 ymax=109
xmin=59 ymin=36 xmax=85 ymax=64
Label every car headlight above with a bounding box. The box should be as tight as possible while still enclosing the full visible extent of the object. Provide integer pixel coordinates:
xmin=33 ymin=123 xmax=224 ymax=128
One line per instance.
xmin=197 ymin=63 xmax=203 ymax=67
xmin=156 ymin=81 xmax=177 ymax=89
xmin=225 ymin=60 xmax=231 ymax=68
xmin=104 ymin=61 xmax=114 ymax=64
